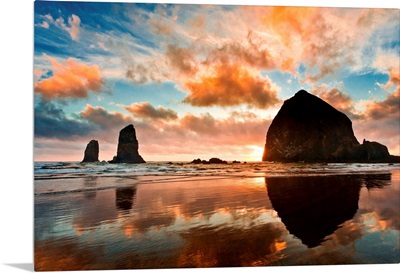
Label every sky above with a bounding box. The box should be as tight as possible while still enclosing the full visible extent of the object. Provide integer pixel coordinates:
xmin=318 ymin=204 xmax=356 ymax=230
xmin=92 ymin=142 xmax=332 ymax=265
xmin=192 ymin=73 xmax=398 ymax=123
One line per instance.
xmin=33 ymin=0 xmax=400 ymax=162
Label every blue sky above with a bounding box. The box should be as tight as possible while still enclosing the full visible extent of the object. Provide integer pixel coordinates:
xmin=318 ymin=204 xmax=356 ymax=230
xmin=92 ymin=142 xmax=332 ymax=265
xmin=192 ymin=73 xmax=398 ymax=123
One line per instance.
xmin=33 ymin=1 xmax=400 ymax=161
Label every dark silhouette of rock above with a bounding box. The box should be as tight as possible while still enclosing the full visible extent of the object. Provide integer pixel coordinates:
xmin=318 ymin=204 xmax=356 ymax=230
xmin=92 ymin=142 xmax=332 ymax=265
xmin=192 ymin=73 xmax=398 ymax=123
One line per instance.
xmin=190 ymin=158 xmax=227 ymax=164
xmin=232 ymin=160 xmax=241 ymax=164
xmin=360 ymin=139 xmax=390 ymax=160
xmin=116 ymin=187 xmax=137 ymax=211
xmin=262 ymin=90 xmax=398 ymax=162
xmin=266 ymin=173 xmax=391 ymax=248
xmin=81 ymin=140 xmax=99 ymax=162
xmin=191 ymin=158 xmax=203 ymax=164
xmin=109 ymin=124 xmax=145 ymax=163
xmin=266 ymin=175 xmax=360 ymax=248
xmin=209 ymin=158 xmax=228 ymax=164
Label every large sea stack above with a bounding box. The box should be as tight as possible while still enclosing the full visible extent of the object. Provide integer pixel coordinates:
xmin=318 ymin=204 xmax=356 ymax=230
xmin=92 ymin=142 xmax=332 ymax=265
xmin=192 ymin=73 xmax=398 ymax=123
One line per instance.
xmin=262 ymin=90 xmax=397 ymax=162
xmin=81 ymin=140 xmax=99 ymax=163
xmin=109 ymin=124 xmax=145 ymax=163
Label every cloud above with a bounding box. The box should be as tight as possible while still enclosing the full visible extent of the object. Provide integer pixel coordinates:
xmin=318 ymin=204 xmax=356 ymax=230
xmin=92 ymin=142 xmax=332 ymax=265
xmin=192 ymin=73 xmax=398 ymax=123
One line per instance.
xmin=97 ymin=42 xmax=109 ymax=51
xmin=36 ymin=21 xmax=49 ymax=29
xmin=311 ymin=85 xmax=363 ymax=120
xmin=125 ymin=102 xmax=178 ymax=120
xmin=114 ymin=44 xmax=165 ymax=83
xmin=246 ymin=6 xmax=397 ymax=82
xmin=373 ymin=51 xmax=400 ymax=74
xmin=204 ymin=31 xmax=276 ymax=71
xmin=34 ymin=55 xmax=104 ymax=100
xmin=183 ymin=63 xmax=280 ymax=109
xmin=44 ymin=13 xmax=81 ymax=40
xmin=165 ymin=44 xmax=198 ymax=76
xmin=149 ymin=17 xmax=173 ymax=36
xmin=353 ymin=89 xmax=400 ymax=155
xmin=34 ymin=68 xmax=46 ymax=82
xmin=364 ymin=88 xmax=399 ymax=120
xmin=67 ymin=14 xmax=81 ymax=40
xmin=80 ymin=104 xmax=133 ymax=130
xmin=386 ymin=67 xmax=400 ymax=88
xmin=34 ymin=100 xmax=95 ymax=139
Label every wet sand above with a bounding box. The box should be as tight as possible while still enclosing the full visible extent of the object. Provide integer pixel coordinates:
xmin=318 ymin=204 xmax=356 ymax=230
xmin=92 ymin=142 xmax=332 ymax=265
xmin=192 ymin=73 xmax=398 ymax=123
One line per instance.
xmin=34 ymin=171 xmax=400 ymax=270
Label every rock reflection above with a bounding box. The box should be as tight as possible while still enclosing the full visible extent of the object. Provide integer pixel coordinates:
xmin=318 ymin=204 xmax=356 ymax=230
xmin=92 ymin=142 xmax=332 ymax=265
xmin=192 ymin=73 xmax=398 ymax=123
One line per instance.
xmin=83 ymin=177 xmax=98 ymax=199
xmin=266 ymin=174 xmax=392 ymax=248
xmin=361 ymin=173 xmax=392 ymax=190
xmin=116 ymin=187 xmax=136 ymax=211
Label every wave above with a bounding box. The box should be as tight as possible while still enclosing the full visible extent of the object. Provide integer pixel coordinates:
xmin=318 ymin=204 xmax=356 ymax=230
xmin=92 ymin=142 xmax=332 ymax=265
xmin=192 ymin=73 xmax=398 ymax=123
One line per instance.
xmin=34 ymin=161 xmax=399 ymax=196
xmin=34 ymin=161 xmax=400 ymax=177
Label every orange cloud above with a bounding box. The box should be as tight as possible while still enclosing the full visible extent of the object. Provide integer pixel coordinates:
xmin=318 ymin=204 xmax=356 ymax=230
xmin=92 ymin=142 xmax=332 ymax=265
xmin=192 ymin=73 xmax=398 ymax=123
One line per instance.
xmin=364 ymin=89 xmax=399 ymax=120
xmin=247 ymin=6 xmax=394 ymax=82
xmin=183 ymin=63 xmax=280 ymax=109
xmin=125 ymin=102 xmax=178 ymax=120
xmin=34 ymin=55 xmax=104 ymax=100
xmin=386 ymin=67 xmax=400 ymax=88
xmin=262 ymin=6 xmax=318 ymax=46
xmin=80 ymin=104 xmax=133 ymax=129
xmin=311 ymin=86 xmax=362 ymax=120
xmin=353 ymin=89 xmax=400 ymax=155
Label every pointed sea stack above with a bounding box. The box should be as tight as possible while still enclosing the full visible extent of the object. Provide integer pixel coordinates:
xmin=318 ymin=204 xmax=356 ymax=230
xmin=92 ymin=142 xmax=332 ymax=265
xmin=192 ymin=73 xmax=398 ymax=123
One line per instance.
xmin=109 ymin=124 xmax=145 ymax=163
xmin=81 ymin=140 xmax=99 ymax=163
xmin=262 ymin=90 xmax=397 ymax=162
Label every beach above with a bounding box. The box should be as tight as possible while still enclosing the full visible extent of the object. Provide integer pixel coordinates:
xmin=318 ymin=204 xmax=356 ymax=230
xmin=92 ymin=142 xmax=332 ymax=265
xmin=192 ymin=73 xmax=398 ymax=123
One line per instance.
xmin=34 ymin=162 xmax=400 ymax=270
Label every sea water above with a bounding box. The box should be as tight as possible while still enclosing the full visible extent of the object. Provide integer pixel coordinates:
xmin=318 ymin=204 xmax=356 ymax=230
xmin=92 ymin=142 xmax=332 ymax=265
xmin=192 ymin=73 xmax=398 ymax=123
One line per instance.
xmin=34 ymin=162 xmax=400 ymax=270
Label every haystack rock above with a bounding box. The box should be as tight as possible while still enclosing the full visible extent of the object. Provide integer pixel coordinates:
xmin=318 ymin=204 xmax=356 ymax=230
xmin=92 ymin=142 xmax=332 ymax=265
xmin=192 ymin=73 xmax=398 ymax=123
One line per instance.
xmin=262 ymin=90 xmax=397 ymax=162
xmin=81 ymin=140 xmax=99 ymax=163
xmin=109 ymin=124 xmax=145 ymax=163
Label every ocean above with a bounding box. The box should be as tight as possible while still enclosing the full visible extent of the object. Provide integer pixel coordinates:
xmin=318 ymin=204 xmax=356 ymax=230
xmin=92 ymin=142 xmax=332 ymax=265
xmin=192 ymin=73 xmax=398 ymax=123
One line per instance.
xmin=34 ymin=161 xmax=400 ymax=270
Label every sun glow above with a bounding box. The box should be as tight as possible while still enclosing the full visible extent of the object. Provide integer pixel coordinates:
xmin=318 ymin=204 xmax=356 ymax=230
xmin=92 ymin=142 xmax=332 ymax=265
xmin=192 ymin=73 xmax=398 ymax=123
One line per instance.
xmin=250 ymin=145 xmax=265 ymax=161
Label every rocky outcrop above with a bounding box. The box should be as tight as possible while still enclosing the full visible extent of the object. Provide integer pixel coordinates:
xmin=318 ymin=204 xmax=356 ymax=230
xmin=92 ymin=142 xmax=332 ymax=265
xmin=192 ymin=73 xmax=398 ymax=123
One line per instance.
xmin=81 ymin=140 xmax=99 ymax=162
xmin=209 ymin=158 xmax=228 ymax=164
xmin=109 ymin=124 xmax=145 ymax=163
xmin=359 ymin=139 xmax=390 ymax=160
xmin=262 ymin=90 xmax=398 ymax=162
xmin=190 ymin=158 xmax=228 ymax=164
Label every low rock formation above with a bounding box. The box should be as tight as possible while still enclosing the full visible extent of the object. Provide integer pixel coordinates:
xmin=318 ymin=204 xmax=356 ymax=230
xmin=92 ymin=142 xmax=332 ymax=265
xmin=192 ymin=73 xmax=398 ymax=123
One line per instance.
xmin=209 ymin=158 xmax=228 ymax=164
xmin=81 ymin=140 xmax=99 ymax=163
xmin=359 ymin=139 xmax=390 ymax=160
xmin=190 ymin=158 xmax=228 ymax=164
xmin=262 ymin=90 xmax=399 ymax=162
xmin=191 ymin=158 xmax=204 ymax=164
xmin=109 ymin=124 xmax=145 ymax=163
